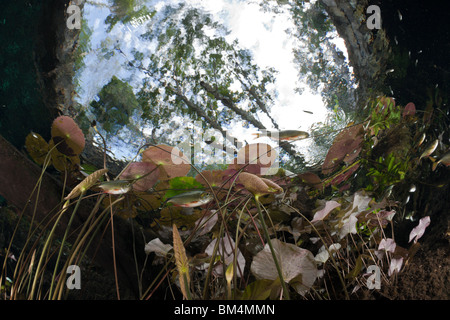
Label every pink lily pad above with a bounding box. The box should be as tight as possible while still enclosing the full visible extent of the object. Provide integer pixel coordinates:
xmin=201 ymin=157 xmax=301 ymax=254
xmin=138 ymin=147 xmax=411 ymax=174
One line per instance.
xmin=119 ymin=162 xmax=160 ymax=192
xmin=142 ymin=144 xmax=191 ymax=180
xmin=322 ymin=124 xmax=364 ymax=175
xmin=51 ymin=116 xmax=85 ymax=156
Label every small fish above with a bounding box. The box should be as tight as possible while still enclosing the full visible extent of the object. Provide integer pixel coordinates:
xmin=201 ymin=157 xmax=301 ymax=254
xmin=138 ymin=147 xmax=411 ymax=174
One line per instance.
xmin=419 ymin=139 xmax=438 ymax=160
xmin=431 ymin=151 xmax=450 ymax=171
xmin=417 ymin=133 xmax=426 ymax=147
xmin=165 ymin=190 xmax=213 ymax=208
xmin=97 ymin=180 xmax=132 ymax=195
xmin=252 ymin=130 xmax=309 ymax=141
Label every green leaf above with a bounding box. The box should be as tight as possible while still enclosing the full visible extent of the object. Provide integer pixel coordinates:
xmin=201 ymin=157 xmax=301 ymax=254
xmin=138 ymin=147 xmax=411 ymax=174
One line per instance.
xmin=241 ymin=279 xmax=273 ymax=300
xmin=25 ymin=132 xmax=49 ymax=165
xmin=164 ymin=176 xmax=204 ymax=200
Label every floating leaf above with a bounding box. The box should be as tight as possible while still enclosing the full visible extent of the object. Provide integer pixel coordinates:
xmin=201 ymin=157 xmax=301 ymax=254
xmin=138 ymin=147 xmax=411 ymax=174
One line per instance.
xmin=134 ymin=193 xmax=162 ymax=212
xmin=409 ymin=216 xmax=431 ymax=243
xmin=327 ymin=163 xmax=360 ymax=187
xmin=235 ymin=143 xmax=277 ymax=175
xmin=297 ymin=172 xmax=323 ymax=190
xmin=250 ymin=239 xmax=317 ymax=296
xmin=51 ymin=116 xmax=85 ymax=156
xmin=119 ymin=162 xmax=159 ymax=191
xmin=322 ymin=124 xmax=364 ymax=175
xmin=238 ymin=172 xmax=283 ymax=198
xmin=101 ymin=194 xmax=136 ymax=218
xmin=164 ymin=176 xmax=204 ymax=200
xmin=402 ymin=102 xmax=416 ymax=118
xmin=64 ymin=168 xmax=108 ymax=200
xmin=25 ymin=132 xmax=49 ymax=165
xmin=195 ymin=170 xmax=223 ymax=187
xmin=49 ymin=139 xmax=80 ymax=172
xmin=142 ymin=144 xmax=190 ymax=180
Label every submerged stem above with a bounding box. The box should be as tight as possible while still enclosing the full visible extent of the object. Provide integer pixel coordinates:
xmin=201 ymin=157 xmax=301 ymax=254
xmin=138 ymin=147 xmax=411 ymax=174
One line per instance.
xmin=254 ymin=197 xmax=290 ymax=300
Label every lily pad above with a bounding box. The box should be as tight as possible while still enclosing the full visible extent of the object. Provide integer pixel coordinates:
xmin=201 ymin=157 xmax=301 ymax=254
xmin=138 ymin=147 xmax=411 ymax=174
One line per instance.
xmin=102 ymin=194 xmax=138 ymax=219
xmin=49 ymin=138 xmax=80 ymax=172
xmin=402 ymin=102 xmax=416 ymax=119
xmin=164 ymin=176 xmax=204 ymax=200
xmin=234 ymin=143 xmax=277 ymax=175
xmin=195 ymin=170 xmax=223 ymax=188
xmin=322 ymin=124 xmax=364 ymax=175
xmin=297 ymin=172 xmax=323 ymax=190
xmin=51 ymin=116 xmax=85 ymax=156
xmin=157 ymin=206 xmax=202 ymax=228
xmin=327 ymin=163 xmax=360 ymax=187
xmin=119 ymin=162 xmax=159 ymax=192
xmin=25 ymin=132 xmax=49 ymax=165
xmin=142 ymin=144 xmax=190 ymax=180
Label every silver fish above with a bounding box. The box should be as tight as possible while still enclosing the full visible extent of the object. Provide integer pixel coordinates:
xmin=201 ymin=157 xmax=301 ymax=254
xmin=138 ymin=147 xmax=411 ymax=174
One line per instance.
xmin=97 ymin=180 xmax=132 ymax=195
xmin=166 ymin=190 xmax=213 ymax=208
xmin=253 ymin=130 xmax=309 ymax=141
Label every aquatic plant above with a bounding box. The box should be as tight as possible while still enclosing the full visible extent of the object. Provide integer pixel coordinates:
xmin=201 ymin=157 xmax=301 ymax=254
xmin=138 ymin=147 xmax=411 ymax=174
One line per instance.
xmin=2 ymin=99 xmax=444 ymax=300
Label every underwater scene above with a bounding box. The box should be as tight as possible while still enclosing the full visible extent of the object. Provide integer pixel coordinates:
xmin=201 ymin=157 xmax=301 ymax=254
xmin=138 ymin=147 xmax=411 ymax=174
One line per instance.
xmin=0 ymin=0 xmax=449 ymax=303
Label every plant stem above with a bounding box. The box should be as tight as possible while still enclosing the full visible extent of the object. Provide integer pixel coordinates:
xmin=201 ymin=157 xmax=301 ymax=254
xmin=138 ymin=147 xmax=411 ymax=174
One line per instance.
xmin=284 ymin=202 xmax=350 ymax=300
xmin=29 ymin=199 xmax=70 ymax=299
xmin=254 ymin=197 xmax=290 ymax=300
xmin=49 ymin=192 xmax=84 ymax=298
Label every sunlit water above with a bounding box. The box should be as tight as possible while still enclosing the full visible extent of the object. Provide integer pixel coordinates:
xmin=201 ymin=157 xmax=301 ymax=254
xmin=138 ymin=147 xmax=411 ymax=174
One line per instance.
xmin=74 ymin=0 xmax=350 ymax=169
